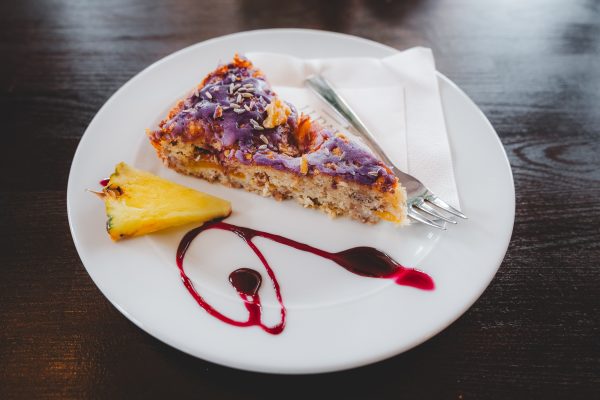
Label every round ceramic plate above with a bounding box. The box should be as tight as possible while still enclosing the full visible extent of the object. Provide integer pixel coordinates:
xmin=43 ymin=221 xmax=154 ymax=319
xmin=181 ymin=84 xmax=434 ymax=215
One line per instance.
xmin=67 ymin=29 xmax=514 ymax=374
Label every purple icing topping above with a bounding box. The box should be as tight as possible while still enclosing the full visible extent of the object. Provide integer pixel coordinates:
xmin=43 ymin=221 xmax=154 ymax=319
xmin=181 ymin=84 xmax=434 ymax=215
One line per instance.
xmin=154 ymin=58 xmax=397 ymax=189
xmin=252 ymin=132 xmax=395 ymax=186
xmin=164 ymin=67 xmax=295 ymax=149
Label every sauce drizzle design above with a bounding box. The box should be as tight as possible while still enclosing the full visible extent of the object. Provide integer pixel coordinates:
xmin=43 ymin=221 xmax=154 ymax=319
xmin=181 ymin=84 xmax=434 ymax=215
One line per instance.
xmin=176 ymin=221 xmax=434 ymax=335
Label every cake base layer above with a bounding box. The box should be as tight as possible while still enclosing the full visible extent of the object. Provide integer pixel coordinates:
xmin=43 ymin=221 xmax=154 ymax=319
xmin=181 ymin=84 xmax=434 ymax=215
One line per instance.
xmin=155 ymin=141 xmax=407 ymax=224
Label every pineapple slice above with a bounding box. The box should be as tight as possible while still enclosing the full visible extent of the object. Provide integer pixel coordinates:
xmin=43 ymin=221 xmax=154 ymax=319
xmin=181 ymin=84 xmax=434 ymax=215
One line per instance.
xmin=100 ymin=162 xmax=231 ymax=240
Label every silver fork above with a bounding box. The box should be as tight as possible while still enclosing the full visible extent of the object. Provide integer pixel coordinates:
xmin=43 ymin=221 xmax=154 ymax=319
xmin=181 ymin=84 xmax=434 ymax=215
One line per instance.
xmin=305 ymin=75 xmax=467 ymax=230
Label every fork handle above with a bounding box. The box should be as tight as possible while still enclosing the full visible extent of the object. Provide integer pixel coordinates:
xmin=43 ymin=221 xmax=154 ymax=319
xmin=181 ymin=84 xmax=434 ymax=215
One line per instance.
xmin=305 ymin=75 xmax=398 ymax=173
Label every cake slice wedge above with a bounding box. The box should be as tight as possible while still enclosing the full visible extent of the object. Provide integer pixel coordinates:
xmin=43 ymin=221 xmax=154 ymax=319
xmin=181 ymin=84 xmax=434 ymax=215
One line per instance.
xmin=148 ymin=55 xmax=407 ymax=224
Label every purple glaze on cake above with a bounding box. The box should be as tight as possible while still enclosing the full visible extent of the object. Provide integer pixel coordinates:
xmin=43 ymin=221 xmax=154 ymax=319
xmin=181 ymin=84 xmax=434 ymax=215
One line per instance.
xmin=152 ymin=56 xmax=397 ymax=190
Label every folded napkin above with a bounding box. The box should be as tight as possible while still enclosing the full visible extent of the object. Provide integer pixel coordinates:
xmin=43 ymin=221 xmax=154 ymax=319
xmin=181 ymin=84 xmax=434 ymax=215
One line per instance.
xmin=246 ymin=48 xmax=460 ymax=208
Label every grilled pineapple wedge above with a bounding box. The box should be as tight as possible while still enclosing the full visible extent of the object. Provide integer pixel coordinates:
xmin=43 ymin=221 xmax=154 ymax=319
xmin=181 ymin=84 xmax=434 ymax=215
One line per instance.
xmin=100 ymin=162 xmax=231 ymax=240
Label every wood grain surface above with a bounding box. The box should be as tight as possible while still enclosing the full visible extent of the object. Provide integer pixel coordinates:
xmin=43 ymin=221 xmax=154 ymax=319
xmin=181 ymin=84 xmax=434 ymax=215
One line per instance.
xmin=1 ymin=0 xmax=598 ymax=398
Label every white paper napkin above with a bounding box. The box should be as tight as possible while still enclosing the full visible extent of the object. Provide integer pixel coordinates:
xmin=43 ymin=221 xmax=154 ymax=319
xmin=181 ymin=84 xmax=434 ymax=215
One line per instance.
xmin=246 ymin=47 xmax=460 ymax=208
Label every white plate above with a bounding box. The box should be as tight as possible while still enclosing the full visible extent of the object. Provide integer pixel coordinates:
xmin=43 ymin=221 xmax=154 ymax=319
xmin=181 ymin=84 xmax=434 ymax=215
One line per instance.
xmin=67 ymin=29 xmax=514 ymax=374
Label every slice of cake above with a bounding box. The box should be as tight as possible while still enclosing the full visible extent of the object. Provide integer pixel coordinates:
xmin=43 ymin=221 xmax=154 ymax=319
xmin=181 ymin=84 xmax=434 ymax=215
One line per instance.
xmin=147 ymin=55 xmax=406 ymax=224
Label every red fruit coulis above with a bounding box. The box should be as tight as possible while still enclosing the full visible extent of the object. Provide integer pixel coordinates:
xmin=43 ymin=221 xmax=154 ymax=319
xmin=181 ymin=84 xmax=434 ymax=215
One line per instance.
xmin=176 ymin=220 xmax=434 ymax=335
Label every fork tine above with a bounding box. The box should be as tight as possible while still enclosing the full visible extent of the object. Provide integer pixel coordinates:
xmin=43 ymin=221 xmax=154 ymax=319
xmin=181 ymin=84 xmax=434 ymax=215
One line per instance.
xmin=415 ymin=202 xmax=457 ymax=224
xmin=428 ymin=196 xmax=468 ymax=219
xmin=408 ymin=208 xmax=446 ymax=230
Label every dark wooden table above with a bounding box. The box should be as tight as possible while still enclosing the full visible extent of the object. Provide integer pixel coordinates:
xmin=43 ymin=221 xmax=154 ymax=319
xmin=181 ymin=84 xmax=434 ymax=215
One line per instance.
xmin=1 ymin=0 xmax=599 ymax=398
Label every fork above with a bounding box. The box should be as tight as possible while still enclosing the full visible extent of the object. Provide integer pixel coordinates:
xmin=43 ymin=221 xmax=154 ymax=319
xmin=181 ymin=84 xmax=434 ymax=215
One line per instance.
xmin=305 ymin=75 xmax=467 ymax=230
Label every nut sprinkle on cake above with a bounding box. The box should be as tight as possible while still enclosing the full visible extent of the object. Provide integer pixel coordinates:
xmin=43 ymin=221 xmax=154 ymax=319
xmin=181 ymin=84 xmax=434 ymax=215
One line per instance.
xmin=148 ymin=55 xmax=407 ymax=224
